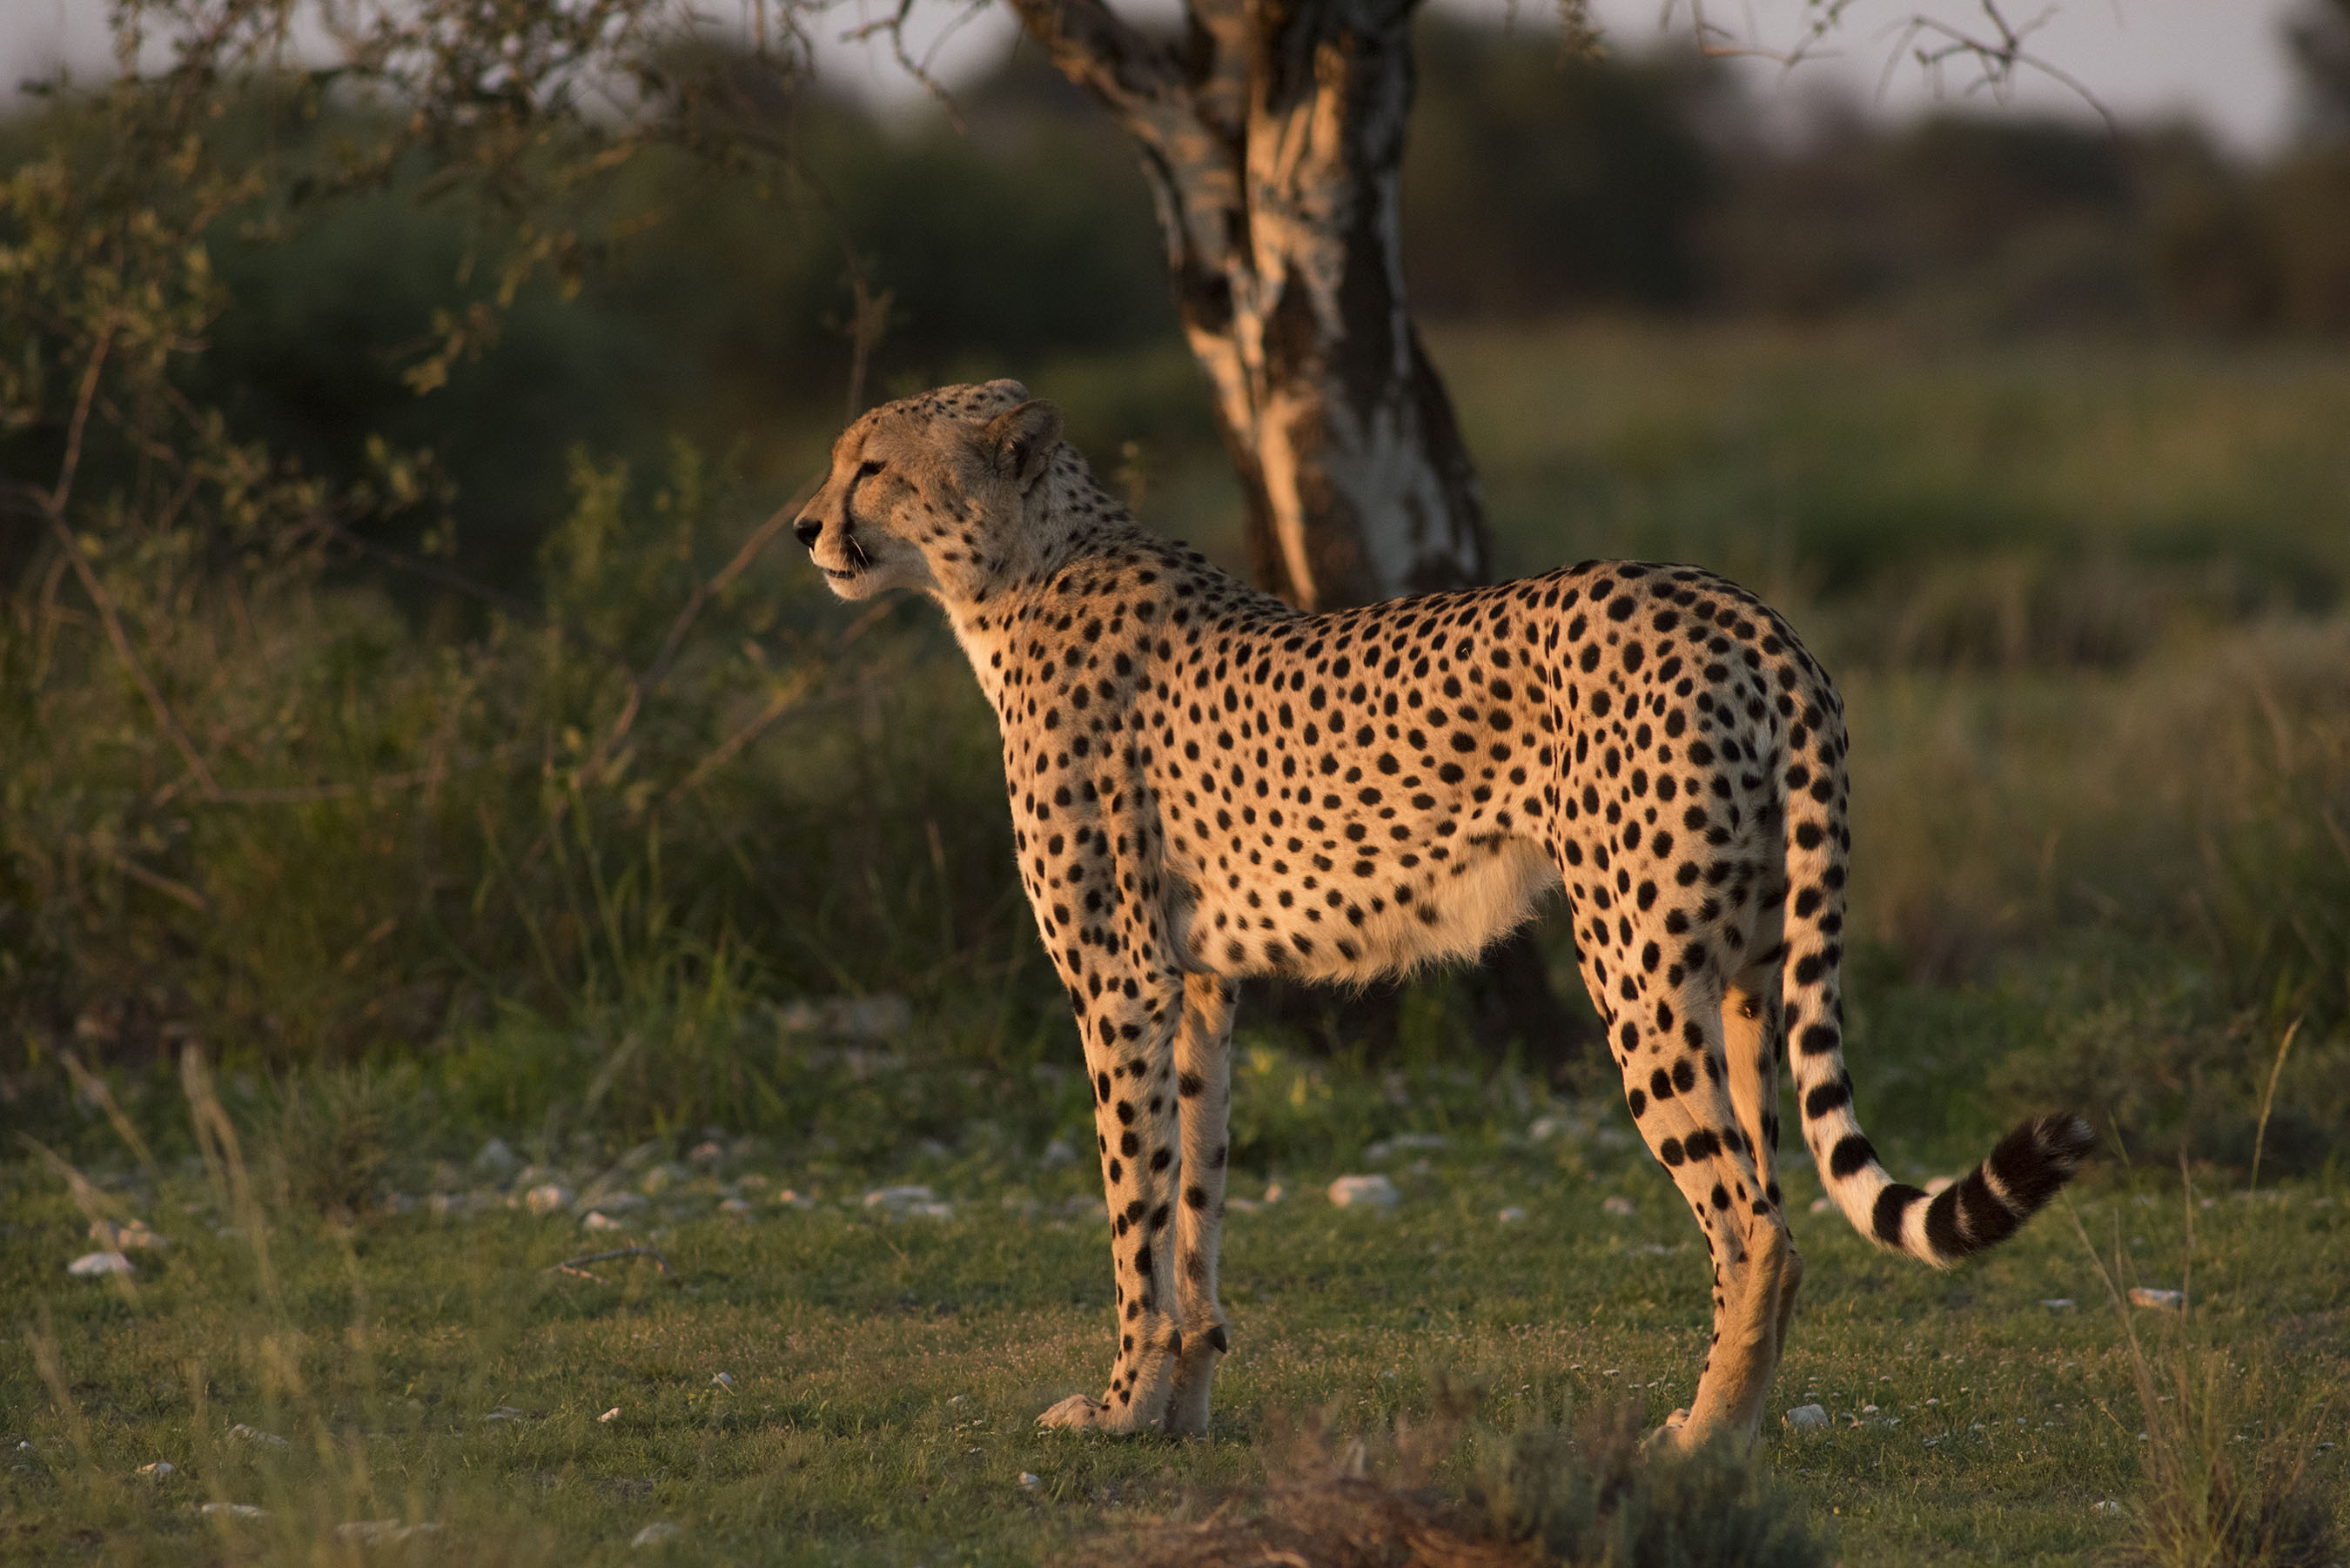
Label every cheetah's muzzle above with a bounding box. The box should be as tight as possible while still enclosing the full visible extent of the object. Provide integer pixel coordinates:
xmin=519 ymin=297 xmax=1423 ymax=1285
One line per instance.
xmin=797 ymin=379 xmax=2094 ymax=1450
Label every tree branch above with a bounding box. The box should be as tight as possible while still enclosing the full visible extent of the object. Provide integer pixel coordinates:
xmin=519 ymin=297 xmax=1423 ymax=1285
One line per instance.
xmin=1001 ymin=0 xmax=1192 ymax=135
xmin=45 ymin=511 xmax=221 ymax=800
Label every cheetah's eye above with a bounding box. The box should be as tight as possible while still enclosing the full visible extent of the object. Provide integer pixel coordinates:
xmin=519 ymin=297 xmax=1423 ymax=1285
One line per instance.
xmin=856 ymin=459 xmax=884 ymax=479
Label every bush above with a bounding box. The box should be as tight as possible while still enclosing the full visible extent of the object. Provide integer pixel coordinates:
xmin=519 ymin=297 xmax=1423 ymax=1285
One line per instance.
xmin=1106 ymin=1392 xmax=1825 ymax=1568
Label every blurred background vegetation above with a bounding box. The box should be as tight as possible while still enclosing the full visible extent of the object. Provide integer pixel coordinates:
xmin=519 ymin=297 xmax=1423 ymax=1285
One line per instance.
xmin=5 ymin=3 xmax=2348 ymax=1184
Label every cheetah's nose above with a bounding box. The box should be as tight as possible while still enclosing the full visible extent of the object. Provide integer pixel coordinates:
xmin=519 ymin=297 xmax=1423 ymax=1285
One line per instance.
xmin=792 ymin=514 xmax=822 ymax=549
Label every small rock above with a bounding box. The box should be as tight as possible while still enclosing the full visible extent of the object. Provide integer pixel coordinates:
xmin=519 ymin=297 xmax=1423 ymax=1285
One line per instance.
xmin=1039 ymin=1138 xmax=1077 ymax=1169
xmin=227 ymin=1423 xmax=289 ymax=1448
xmin=1327 ymin=1174 xmax=1399 ymax=1210
xmin=337 ymin=1520 xmax=440 ymax=1544
xmin=1262 ymin=1182 xmax=1286 ymax=1204
xmin=473 ymin=1137 xmax=520 ymax=1176
xmin=640 ymin=1163 xmax=691 ymax=1196
xmin=2092 ymin=1499 xmax=2125 ymax=1516
xmin=863 ymin=1184 xmax=937 ymax=1210
xmin=1364 ymin=1133 xmax=1448 ymax=1162
xmin=1783 ymin=1404 xmax=1830 ymax=1431
xmin=481 ymin=1406 xmax=524 ymax=1423
xmin=200 ymin=1502 xmax=268 ymax=1519
xmin=711 ymin=1373 xmax=735 ymax=1390
xmin=1602 ymin=1196 xmax=1637 ymax=1218
xmin=908 ymin=1202 xmax=955 ymax=1220
xmin=776 ymin=1189 xmax=816 ymax=1210
xmin=1018 ymin=1471 xmax=1043 ymax=1490
xmin=1809 ymin=1196 xmax=1835 ymax=1215
xmin=1527 ymin=1114 xmax=1570 ymax=1142
xmin=138 ymin=1461 xmax=175 ymax=1478
xmin=719 ymin=1197 xmax=754 ymax=1219
xmin=632 ymin=1522 xmax=683 ymax=1548
xmin=1225 ymin=1196 xmax=1261 ymax=1213
xmin=1497 ymin=1206 xmax=1527 ymax=1224
xmin=2130 ymin=1287 xmax=2186 ymax=1310
xmin=2041 ymin=1298 xmax=2077 ymax=1311
xmin=687 ymin=1140 xmax=725 ymax=1168
xmin=67 ymin=1250 xmax=132 ymax=1277
xmin=91 ymin=1218 xmax=168 ymax=1250
xmin=776 ymin=993 xmax=912 ymax=1040
xmin=600 ymin=1408 xmax=621 ymax=1423
xmin=525 ymin=1183 xmax=575 ymax=1216
xmin=582 ymin=1211 xmax=629 ymax=1231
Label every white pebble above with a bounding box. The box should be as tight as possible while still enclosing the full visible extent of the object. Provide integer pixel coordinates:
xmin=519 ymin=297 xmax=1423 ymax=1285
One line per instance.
xmin=67 ymin=1251 xmax=132 ymax=1277
xmin=337 ymin=1520 xmax=440 ymax=1544
xmin=863 ymin=1184 xmax=937 ymax=1210
xmin=200 ymin=1502 xmax=268 ymax=1519
xmin=2129 ymin=1287 xmax=2185 ymax=1310
xmin=2092 ymin=1500 xmax=2125 ymax=1516
xmin=631 ymin=1522 xmax=683 ymax=1548
xmin=600 ymin=1408 xmax=621 ymax=1423
xmin=582 ymin=1211 xmax=628 ymax=1231
xmin=1327 ymin=1175 xmax=1399 ymax=1210
xmin=719 ymin=1197 xmax=754 ymax=1218
xmin=1018 ymin=1471 xmax=1042 ymax=1490
xmin=1602 ymin=1196 xmax=1636 ymax=1217
xmin=711 ymin=1373 xmax=735 ymax=1390
xmin=227 ymin=1423 xmax=289 ymax=1448
xmin=2041 ymin=1298 xmax=2077 ymax=1311
xmin=1497 ymin=1206 xmax=1527 ymax=1224
xmin=525 ymin=1183 xmax=575 ymax=1216
xmin=473 ymin=1137 xmax=520 ymax=1175
xmin=138 ymin=1461 xmax=175 ymax=1478
xmin=1783 ymin=1404 xmax=1830 ymax=1431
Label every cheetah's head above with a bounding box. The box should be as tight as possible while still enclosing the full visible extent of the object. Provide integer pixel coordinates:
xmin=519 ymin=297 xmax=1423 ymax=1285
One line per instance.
xmin=794 ymin=379 xmax=1066 ymax=605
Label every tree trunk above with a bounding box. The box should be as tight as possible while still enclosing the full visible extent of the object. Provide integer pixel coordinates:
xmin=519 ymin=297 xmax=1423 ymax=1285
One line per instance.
xmin=1005 ymin=0 xmax=1487 ymax=609
xmin=1005 ymin=0 xmax=1588 ymax=1073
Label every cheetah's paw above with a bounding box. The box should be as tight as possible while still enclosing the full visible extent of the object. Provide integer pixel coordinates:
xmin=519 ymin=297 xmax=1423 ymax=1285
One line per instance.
xmin=1037 ymin=1394 xmax=1111 ymax=1430
xmin=1642 ymin=1407 xmax=1695 ymax=1455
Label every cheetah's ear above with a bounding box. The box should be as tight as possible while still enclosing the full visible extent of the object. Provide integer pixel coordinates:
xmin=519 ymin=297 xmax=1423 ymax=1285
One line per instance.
xmin=983 ymin=399 xmax=1064 ymax=490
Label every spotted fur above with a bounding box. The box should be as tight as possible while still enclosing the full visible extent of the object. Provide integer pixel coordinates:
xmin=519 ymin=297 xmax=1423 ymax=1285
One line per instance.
xmin=794 ymin=380 xmax=2093 ymax=1448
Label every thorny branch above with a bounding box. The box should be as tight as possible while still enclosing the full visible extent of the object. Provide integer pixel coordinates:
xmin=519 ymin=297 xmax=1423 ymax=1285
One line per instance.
xmin=1674 ymin=0 xmax=2112 ymax=135
xmin=1887 ymin=0 xmax=2117 ymax=133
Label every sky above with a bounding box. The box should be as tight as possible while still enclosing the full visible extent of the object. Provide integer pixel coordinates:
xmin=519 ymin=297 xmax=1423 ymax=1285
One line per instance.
xmin=2 ymin=0 xmax=2320 ymax=153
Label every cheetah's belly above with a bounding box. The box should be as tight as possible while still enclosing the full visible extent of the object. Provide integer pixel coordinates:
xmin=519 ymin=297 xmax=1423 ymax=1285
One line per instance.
xmin=1167 ymin=826 xmax=1560 ymax=987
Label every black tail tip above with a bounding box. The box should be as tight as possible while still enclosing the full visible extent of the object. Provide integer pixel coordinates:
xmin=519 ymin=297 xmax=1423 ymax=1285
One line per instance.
xmin=1995 ymin=1112 xmax=2097 ymax=1213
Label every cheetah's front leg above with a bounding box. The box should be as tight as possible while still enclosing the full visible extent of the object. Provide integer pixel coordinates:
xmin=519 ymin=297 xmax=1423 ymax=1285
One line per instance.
xmin=1038 ymin=970 xmax=1188 ymax=1435
xmin=1163 ymin=974 xmax=1237 ymax=1436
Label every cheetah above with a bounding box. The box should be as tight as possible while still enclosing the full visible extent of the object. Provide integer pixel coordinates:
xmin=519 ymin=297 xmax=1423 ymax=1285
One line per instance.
xmin=793 ymin=379 xmax=2093 ymax=1451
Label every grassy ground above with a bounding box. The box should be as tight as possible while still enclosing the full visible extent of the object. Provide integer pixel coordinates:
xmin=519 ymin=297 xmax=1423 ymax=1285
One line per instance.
xmin=6 ymin=1062 xmax=2345 ymax=1566
xmin=10 ymin=320 xmax=2350 ymax=1563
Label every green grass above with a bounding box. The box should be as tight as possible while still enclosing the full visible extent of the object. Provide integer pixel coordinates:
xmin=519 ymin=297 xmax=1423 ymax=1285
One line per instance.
xmin=7 ymin=1052 xmax=2346 ymax=1566
xmin=11 ymin=318 xmax=2350 ymax=1562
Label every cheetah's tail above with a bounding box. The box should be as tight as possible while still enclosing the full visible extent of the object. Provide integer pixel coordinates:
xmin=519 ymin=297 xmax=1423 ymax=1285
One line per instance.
xmin=1775 ymin=720 xmax=2093 ymax=1266
xmin=1816 ymin=1108 xmax=2094 ymax=1268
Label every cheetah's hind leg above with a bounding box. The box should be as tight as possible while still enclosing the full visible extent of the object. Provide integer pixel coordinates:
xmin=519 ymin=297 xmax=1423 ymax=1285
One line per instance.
xmin=1162 ymin=974 xmax=1238 ymax=1437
